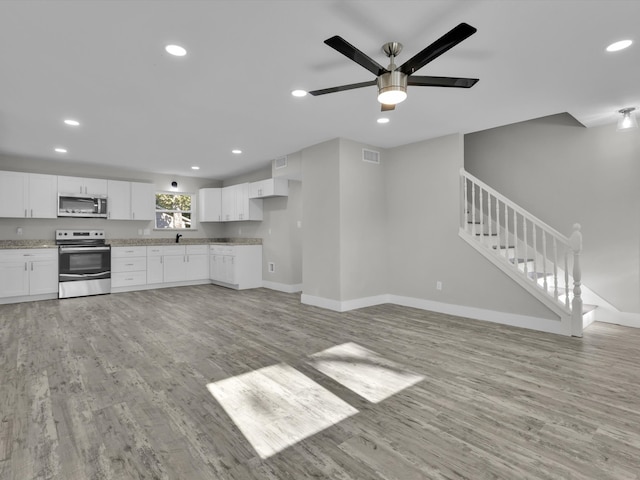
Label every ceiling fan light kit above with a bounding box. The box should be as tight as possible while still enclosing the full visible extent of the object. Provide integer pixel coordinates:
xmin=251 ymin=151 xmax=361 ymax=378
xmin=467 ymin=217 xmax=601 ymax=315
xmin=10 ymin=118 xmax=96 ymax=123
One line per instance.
xmin=308 ymin=23 xmax=479 ymax=111
xmin=377 ymin=70 xmax=408 ymax=105
xmin=617 ymin=107 xmax=638 ymax=131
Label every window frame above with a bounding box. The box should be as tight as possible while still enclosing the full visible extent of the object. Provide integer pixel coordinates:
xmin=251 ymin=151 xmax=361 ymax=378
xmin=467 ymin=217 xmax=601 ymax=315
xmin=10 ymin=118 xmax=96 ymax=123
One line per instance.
xmin=154 ymin=191 xmax=197 ymax=230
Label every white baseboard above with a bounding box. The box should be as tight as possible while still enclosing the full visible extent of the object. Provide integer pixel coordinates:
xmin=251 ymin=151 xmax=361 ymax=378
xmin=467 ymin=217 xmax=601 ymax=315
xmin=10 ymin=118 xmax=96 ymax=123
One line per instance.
xmin=300 ymin=294 xmax=344 ymax=312
xmin=300 ymin=292 xmax=572 ymax=335
xmin=262 ymin=281 xmax=303 ymax=293
xmin=388 ymin=295 xmax=571 ymax=336
xmin=594 ymin=308 xmax=640 ymax=329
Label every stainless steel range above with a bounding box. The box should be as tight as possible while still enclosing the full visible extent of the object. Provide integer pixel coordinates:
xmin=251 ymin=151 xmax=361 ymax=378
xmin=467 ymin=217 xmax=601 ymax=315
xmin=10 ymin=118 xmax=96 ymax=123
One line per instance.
xmin=56 ymin=229 xmax=111 ymax=298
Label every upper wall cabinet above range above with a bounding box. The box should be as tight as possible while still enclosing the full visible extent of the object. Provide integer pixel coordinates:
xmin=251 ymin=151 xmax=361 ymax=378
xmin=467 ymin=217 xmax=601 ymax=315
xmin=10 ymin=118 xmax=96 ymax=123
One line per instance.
xmin=0 ymin=171 xmax=57 ymax=218
xmin=58 ymin=175 xmax=108 ymax=195
xmin=249 ymin=178 xmax=289 ymax=199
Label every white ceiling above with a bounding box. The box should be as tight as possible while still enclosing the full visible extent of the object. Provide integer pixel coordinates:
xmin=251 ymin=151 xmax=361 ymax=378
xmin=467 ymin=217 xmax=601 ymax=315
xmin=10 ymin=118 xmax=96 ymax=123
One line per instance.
xmin=0 ymin=0 xmax=638 ymax=180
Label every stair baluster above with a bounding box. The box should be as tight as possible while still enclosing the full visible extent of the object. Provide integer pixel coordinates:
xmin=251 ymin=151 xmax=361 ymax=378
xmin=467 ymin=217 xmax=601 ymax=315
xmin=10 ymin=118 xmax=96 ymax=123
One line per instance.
xmin=570 ymin=224 xmax=583 ymax=336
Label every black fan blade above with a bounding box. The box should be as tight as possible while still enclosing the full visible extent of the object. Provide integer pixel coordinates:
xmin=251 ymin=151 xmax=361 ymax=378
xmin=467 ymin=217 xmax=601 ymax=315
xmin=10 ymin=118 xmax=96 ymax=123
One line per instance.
xmin=324 ymin=36 xmax=388 ymax=76
xmin=408 ymin=75 xmax=479 ymax=88
xmin=381 ymin=103 xmax=395 ymax=111
xmin=308 ymin=80 xmax=376 ymax=96
xmin=399 ymin=23 xmax=477 ymax=76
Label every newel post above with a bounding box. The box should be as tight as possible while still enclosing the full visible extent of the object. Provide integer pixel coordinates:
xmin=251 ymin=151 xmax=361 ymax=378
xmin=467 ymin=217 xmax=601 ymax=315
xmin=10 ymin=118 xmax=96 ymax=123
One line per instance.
xmin=569 ymin=223 xmax=583 ymax=337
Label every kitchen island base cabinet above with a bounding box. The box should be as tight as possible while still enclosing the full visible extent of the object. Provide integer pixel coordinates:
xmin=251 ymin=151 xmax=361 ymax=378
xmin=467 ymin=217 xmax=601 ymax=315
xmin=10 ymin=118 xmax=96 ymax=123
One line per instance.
xmin=210 ymin=245 xmax=262 ymax=290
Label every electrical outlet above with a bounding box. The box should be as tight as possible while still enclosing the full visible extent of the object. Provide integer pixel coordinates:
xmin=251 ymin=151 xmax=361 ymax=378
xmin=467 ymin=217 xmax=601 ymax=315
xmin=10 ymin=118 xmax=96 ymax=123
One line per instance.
xmin=436 ymin=280 xmax=443 ymax=291
xmin=268 ymin=262 xmax=275 ymax=273
xmin=16 ymin=227 xmax=23 ymax=236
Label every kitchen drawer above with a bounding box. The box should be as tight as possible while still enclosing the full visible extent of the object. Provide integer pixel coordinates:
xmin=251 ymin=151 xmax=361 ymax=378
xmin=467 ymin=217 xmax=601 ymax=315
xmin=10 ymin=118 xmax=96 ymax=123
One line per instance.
xmin=186 ymin=244 xmax=208 ymax=255
xmin=112 ymin=256 xmax=146 ymax=272
xmin=0 ymin=248 xmax=57 ymax=262
xmin=210 ymin=245 xmax=234 ymax=255
xmin=147 ymin=246 xmax=163 ymax=256
xmin=112 ymin=246 xmax=147 ymax=258
xmin=112 ymin=270 xmax=146 ymax=288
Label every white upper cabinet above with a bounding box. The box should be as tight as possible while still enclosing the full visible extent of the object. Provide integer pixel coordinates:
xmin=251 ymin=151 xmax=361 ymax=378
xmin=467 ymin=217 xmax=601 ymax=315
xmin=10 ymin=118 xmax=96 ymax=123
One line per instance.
xmin=29 ymin=173 xmax=58 ymax=218
xmin=58 ymin=175 xmax=108 ymax=195
xmin=221 ymin=185 xmax=236 ymax=221
xmin=249 ymin=178 xmax=289 ymax=198
xmin=131 ymin=182 xmax=155 ymax=220
xmin=221 ymin=183 xmax=263 ymax=221
xmin=107 ymin=180 xmax=131 ymax=220
xmin=198 ymin=188 xmax=222 ymax=222
xmin=0 ymin=171 xmax=57 ymax=218
xmin=107 ymin=180 xmax=155 ymax=221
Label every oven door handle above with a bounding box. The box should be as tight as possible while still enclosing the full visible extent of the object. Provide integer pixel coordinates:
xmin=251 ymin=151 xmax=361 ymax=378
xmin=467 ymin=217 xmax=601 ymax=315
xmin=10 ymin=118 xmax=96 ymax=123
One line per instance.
xmin=59 ymin=246 xmax=111 ymax=253
xmin=60 ymin=271 xmax=111 ymax=279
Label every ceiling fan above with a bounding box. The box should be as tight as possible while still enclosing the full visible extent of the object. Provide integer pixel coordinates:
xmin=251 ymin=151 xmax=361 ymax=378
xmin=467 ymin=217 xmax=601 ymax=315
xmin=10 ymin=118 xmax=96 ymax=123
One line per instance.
xmin=309 ymin=22 xmax=479 ymax=111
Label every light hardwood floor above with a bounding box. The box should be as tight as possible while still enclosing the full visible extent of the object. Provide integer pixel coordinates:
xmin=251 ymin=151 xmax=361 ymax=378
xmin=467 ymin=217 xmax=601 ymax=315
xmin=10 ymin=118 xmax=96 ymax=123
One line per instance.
xmin=1 ymin=285 xmax=639 ymax=479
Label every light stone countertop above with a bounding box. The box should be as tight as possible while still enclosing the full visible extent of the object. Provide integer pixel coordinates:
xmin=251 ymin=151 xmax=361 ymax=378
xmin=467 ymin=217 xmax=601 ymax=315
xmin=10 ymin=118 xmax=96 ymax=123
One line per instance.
xmin=0 ymin=238 xmax=262 ymax=249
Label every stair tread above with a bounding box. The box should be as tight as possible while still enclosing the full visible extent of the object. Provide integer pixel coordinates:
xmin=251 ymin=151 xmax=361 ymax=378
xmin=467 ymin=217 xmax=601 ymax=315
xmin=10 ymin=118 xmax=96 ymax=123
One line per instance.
xmin=510 ymin=258 xmax=535 ymax=264
xmin=528 ymin=271 xmax=553 ymax=279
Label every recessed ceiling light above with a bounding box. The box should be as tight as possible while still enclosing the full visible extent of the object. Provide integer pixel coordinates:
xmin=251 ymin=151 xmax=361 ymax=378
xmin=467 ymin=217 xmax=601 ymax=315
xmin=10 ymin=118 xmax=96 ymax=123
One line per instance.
xmin=165 ymin=44 xmax=187 ymax=56
xmin=54 ymin=147 xmax=67 ymax=153
xmin=191 ymin=166 xmax=200 ymax=170
xmin=232 ymin=149 xmax=242 ymax=154
xmin=291 ymin=90 xmax=308 ymax=97
xmin=64 ymin=119 xmax=80 ymax=126
xmin=606 ymin=40 xmax=632 ymax=52
xmin=377 ymin=117 xmax=390 ymax=124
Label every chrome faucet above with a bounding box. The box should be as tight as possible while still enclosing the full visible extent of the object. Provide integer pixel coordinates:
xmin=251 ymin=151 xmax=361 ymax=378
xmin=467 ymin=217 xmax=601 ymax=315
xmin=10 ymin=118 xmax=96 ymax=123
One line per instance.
xmin=176 ymin=233 xmax=182 ymax=243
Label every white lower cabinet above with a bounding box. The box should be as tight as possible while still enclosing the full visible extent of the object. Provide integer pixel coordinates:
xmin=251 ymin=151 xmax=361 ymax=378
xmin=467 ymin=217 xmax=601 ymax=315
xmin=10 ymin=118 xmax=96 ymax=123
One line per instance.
xmin=146 ymin=244 xmax=209 ymax=286
xmin=111 ymin=246 xmax=147 ymax=288
xmin=209 ymin=244 xmax=262 ymax=289
xmin=0 ymin=249 xmax=58 ymax=301
xmin=146 ymin=246 xmax=164 ymax=284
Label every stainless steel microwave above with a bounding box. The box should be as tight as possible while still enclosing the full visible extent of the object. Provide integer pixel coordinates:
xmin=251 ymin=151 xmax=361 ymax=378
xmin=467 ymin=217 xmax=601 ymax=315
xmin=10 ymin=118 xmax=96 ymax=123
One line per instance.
xmin=58 ymin=193 xmax=108 ymax=218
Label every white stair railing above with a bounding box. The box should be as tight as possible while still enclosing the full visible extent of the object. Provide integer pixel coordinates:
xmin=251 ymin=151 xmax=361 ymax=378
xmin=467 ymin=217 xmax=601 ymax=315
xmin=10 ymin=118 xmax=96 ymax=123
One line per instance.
xmin=460 ymin=169 xmax=583 ymax=336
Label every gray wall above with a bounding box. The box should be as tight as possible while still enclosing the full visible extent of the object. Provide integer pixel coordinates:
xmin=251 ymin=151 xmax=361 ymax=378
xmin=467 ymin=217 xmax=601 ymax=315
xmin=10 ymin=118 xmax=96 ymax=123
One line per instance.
xmin=338 ymin=139 xmax=389 ymax=300
xmin=301 ymin=139 xmax=342 ymax=300
xmin=465 ymin=113 xmax=640 ymax=313
xmin=0 ymin=153 xmax=224 ymax=241
xmin=385 ymin=134 xmax=556 ymax=318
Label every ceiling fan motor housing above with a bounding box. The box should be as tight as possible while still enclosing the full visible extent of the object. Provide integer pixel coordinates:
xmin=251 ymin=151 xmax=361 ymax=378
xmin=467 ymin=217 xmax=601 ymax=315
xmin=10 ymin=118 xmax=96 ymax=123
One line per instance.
xmin=377 ymin=70 xmax=408 ymax=104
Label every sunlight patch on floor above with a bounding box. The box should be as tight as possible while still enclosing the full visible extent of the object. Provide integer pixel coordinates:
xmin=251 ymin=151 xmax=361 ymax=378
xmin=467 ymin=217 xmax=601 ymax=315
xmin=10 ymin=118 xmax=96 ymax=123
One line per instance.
xmin=307 ymin=342 xmax=425 ymax=403
xmin=206 ymin=363 xmax=358 ymax=459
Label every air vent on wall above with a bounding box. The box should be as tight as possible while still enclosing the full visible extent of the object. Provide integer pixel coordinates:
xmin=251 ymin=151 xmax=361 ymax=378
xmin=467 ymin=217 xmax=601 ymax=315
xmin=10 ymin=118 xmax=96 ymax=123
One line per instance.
xmin=362 ymin=148 xmax=380 ymax=164
xmin=274 ymin=156 xmax=288 ymax=169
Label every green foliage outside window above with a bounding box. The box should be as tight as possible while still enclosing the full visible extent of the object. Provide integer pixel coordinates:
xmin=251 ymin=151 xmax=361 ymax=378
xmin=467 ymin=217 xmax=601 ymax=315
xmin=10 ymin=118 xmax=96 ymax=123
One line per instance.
xmin=155 ymin=193 xmax=193 ymax=229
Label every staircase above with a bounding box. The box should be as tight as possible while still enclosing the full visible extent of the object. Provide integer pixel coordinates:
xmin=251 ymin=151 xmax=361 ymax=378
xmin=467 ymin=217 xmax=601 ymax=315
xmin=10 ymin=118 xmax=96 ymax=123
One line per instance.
xmin=459 ymin=169 xmax=592 ymax=337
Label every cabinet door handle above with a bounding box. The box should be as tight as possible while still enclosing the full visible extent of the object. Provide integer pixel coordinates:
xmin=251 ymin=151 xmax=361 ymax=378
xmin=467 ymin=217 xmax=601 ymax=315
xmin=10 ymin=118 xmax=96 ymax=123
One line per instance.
xmin=31 ymin=263 xmax=33 ymax=271
xmin=24 ymin=209 xmax=27 ymax=217
xmin=25 ymin=262 xmax=28 ymax=271
xmin=132 ymin=212 xmax=135 ymax=220
xmin=30 ymin=209 xmax=33 ymax=218
xmin=160 ymin=257 xmax=163 ymax=264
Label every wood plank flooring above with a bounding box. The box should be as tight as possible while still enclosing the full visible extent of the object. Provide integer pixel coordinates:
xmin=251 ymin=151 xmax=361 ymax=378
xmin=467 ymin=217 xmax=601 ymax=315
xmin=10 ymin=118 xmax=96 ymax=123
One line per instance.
xmin=1 ymin=285 xmax=640 ymax=479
